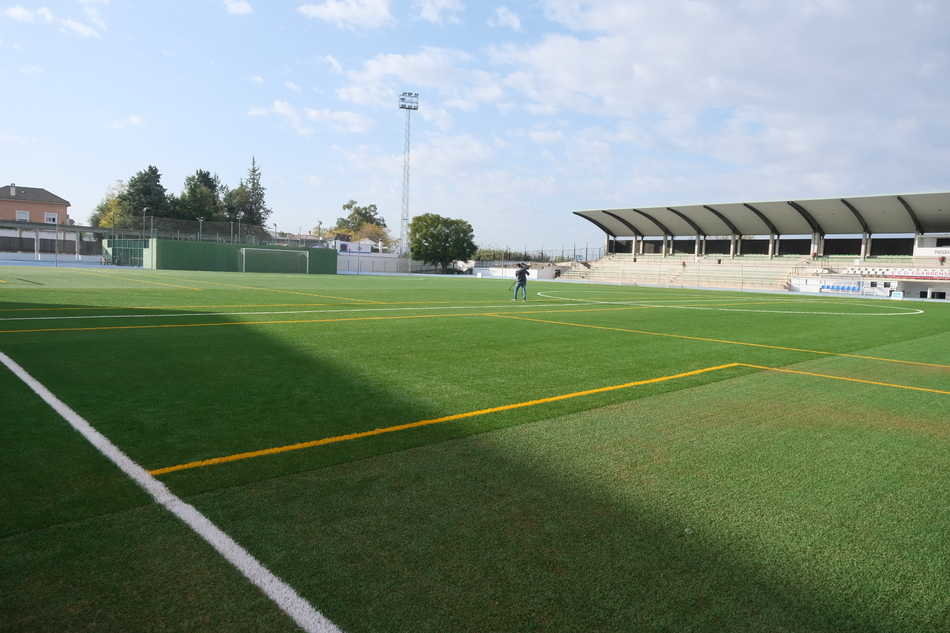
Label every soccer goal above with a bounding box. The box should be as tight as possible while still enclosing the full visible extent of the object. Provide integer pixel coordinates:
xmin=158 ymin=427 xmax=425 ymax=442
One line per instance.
xmin=240 ymin=248 xmax=309 ymax=274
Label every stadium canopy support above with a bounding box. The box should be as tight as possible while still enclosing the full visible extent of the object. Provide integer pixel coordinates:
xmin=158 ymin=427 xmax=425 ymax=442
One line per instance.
xmin=573 ymin=191 xmax=950 ymax=259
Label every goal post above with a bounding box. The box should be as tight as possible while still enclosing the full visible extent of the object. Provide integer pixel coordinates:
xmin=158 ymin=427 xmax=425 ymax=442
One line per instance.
xmin=240 ymin=248 xmax=309 ymax=274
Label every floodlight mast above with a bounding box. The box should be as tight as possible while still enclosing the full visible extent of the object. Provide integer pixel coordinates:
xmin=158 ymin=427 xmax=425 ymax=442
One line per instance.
xmin=399 ymin=91 xmax=419 ymax=256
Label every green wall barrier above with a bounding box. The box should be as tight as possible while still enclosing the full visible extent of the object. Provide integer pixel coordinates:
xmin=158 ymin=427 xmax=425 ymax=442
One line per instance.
xmin=151 ymin=239 xmax=336 ymax=274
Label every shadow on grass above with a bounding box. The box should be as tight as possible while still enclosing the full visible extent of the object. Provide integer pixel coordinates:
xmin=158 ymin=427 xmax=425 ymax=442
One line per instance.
xmin=1 ymin=298 xmax=943 ymax=633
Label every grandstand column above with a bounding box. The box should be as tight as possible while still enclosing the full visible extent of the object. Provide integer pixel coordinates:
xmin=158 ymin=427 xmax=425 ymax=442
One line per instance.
xmin=768 ymin=235 xmax=775 ymax=259
xmin=700 ymin=236 xmax=707 ymax=256
xmin=736 ymin=237 xmax=742 ymax=257
xmin=860 ymin=234 xmax=871 ymax=260
xmin=694 ymin=235 xmax=701 ymax=257
xmin=34 ymin=228 xmax=40 ymax=260
xmin=75 ymin=231 xmax=81 ymax=260
xmin=662 ymin=235 xmax=668 ymax=257
xmin=811 ymin=233 xmax=825 ymax=257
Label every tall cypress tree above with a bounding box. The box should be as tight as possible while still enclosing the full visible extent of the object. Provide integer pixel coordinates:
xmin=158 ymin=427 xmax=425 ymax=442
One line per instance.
xmin=243 ymin=157 xmax=271 ymax=226
xmin=121 ymin=165 xmax=171 ymax=218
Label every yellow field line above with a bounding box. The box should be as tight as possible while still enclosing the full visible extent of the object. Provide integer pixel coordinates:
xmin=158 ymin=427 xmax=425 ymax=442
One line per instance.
xmin=0 ymin=298 xmax=562 ymax=313
xmin=0 ymin=312 xmax=477 ymax=334
xmin=0 ymin=303 xmax=334 ymax=313
xmin=149 ymin=358 xmax=949 ymax=476
xmin=495 ymin=315 xmax=950 ymax=370
xmin=70 ymin=269 xmax=201 ymax=291
xmin=149 ymin=363 xmax=741 ymax=475
xmin=738 ymin=363 xmax=950 ymax=395
xmin=0 ymin=305 xmax=650 ymax=335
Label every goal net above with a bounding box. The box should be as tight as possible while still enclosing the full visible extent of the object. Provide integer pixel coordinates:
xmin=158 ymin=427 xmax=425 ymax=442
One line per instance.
xmin=241 ymin=248 xmax=309 ymax=274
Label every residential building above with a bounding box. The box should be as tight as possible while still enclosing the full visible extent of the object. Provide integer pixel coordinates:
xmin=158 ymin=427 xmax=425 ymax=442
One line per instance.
xmin=0 ymin=183 xmax=71 ymax=224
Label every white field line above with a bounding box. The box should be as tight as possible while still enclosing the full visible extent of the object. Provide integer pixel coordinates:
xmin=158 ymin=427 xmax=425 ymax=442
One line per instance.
xmin=535 ymin=292 xmax=925 ymax=316
xmin=0 ymin=351 xmax=342 ymax=633
xmin=0 ymin=301 xmax=588 ymax=322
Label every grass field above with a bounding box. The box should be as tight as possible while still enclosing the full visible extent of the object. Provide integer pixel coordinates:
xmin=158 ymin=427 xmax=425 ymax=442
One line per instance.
xmin=1 ymin=265 xmax=948 ymax=633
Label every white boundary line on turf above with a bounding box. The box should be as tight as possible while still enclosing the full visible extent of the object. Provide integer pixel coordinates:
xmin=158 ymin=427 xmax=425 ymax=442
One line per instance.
xmin=535 ymin=292 xmax=925 ymax=316
xmin=0 ymin=301 xmax=589 ymax=322
xmin=0 ymin=351 xmax=342 ymax=633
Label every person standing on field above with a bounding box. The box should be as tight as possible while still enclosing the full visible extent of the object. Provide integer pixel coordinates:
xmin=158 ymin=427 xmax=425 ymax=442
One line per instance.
xmin=513 ymin=263 xmax=530 ymax=301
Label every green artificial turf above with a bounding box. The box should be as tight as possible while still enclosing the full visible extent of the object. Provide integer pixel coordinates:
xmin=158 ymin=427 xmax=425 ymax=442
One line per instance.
xmin=1 ymin=265 xmax=948 ymax=632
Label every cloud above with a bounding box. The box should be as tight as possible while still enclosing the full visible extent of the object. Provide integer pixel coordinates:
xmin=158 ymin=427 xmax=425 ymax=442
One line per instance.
xmin=18 ymin=64 xmax=44 ymax=75
xmin=249 ymin=100 xmax=373 ymax=134
xmin=338 ymin=47 xmax=504 ymax=112
xmin=3 ymin=3 xmax=105 ymax=37
xmin=414 ymin=0 xmax=463 ymax=24
xmin=248 ymin=74 xmax=265 ymax=83
xmin=3 ymin=6 xmax=34 ymax=21
xmin=421 ymin=107 xmax=453 ymax=131
xmin=297 ymin=0 xmax=392 ymax=29
xmin=304 ymin=108 xmax=374 ymax=133
xmin=224 ymin=0 xmax=253 ymax=15
xmin=527 ymin=129 xmax=562 ymax=144
xmin=111 ymin=114 xmax=143 ymax=129
xmin=322 ymin=54 xmax=343 ymax=73
xmin=285 ymin=80 xmax=302 ymax=92
xmin=249 ymin=100 xmax=311 ymax=135
xmin=80 ymin=0 xmax=109 ymax=31
xmin=488 ymin=6 xmax=520 ymax=30
xmin=471 ymin=0 xmax=950 ymax=208
xmin=60 ymin=17 xmax=99 ymax=37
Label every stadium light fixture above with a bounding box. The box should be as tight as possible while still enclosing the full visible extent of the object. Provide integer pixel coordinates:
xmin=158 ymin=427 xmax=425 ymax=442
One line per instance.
xmin=399 ymin=91 xmax=419 ymax=256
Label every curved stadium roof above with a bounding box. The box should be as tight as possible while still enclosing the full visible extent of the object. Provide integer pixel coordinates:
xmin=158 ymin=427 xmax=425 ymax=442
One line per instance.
xmin=575 ymin=192 xmax=950 ymax=238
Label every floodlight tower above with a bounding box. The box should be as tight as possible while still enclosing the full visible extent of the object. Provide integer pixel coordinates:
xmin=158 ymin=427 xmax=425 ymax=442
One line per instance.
xmin=398 ymin=91 xmax=419 ymax=255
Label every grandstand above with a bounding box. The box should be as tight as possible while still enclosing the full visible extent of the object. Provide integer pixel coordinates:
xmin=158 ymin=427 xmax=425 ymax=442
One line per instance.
xmin=572 ymin=192 xmax=950 ymax=298
xmin=559 ymin=253 xmax=810 ymax=290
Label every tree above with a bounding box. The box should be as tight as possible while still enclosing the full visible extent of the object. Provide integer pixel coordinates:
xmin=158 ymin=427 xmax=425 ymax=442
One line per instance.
xmin=89 ymin=181 xmax=131 ymax=228
xmin=409 ymin=213 xmax=477 ymax=273
xmin=335 ymin=200 xmax=387 ymax=232
xmin=178 ymin=169 xmax=224 ymax=220
xmin=223 ymin=182 xmax=250 ymax=222
xmin=120 ymin=165 xmax=171 ymax=219
xmin=242 ymin=157 xmax=271 ymax=226
xmin=352 ymin=222 xmax=392 ymax=248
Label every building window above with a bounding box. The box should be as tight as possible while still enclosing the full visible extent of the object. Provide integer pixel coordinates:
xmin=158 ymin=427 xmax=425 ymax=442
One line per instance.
xmin=16 ymin=210 xmax=29 ymax=222
xmin=44 ymin=212 xmax=58 ymax=224
xmin=938 ymin=238 xmax=950 ymax=247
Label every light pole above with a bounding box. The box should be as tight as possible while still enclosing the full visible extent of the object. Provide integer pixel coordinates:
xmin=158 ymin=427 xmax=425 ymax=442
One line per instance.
xmin=398 ymin=91 xmax=419 ymax=256
xmin=197 ymin=217 xmax=204 ymax=241
xmin=141 ymin=207 xmax=148 ymax=241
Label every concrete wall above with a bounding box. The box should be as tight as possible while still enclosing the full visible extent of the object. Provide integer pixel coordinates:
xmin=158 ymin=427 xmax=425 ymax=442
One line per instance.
xmin=913 ymin=236 xmax=950 ymax=258
xmin=337 ymin=253 xmax=410 ymax=274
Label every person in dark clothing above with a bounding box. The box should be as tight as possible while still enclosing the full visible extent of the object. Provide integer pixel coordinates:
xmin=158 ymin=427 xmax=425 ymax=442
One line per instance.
xmin=513 ymin=263 xmax=530 ymax=301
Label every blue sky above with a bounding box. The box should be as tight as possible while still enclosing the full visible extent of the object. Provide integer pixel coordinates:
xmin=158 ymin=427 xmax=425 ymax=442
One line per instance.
xmin=2 ymin=0 xmax=948 ymax=249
